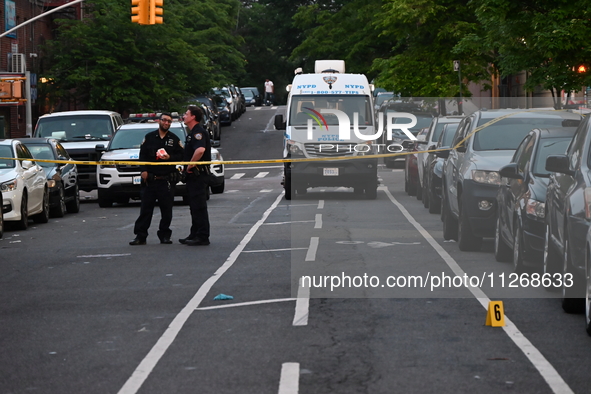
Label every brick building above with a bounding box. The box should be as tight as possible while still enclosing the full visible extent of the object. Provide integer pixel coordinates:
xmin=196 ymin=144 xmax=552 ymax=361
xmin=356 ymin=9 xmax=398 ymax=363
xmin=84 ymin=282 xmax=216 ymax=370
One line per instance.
xmin=0 ymin=0 xmax=81 ymax=138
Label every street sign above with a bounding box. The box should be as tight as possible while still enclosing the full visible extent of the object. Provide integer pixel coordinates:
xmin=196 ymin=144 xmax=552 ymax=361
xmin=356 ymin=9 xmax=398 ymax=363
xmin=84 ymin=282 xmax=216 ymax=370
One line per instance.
xmin=453 ymin=60 xmax=460 ymax=72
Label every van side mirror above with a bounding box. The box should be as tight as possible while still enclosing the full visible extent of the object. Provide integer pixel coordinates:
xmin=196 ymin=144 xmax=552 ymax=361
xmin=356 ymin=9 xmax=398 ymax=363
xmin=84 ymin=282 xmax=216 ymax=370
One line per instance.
xmin=95 ymin=144 xmax=106 ymax=153
xmin=435 ymin=150 xmax=449 ymax=159
xmin=456 ymin=144 xmax=466 ymax=153
xmin=274 ymin=114 xmax=286 ymax=130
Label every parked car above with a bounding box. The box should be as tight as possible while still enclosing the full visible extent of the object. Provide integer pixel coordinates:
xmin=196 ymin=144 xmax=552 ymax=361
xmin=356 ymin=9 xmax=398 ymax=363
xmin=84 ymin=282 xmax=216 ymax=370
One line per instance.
xmin=242 ymin=87 xmax=262 ymax=106
xmin=234 ymin=86 xmax=247 ymax=115
xmin=193 ymin=95 xmax=222 ymax=145
xmin=33 ymin=110 xmax=123 ymax=192
xmin=439 ymin=109 xmax=581 ymax=252
xmin=199 ymin=103 xmax=221 ymax=147
xmin=242 ymin=89 xmax=258 ymax=106
xmin=0 ymin=189 xmax=2 ymax=238
xmin=544 ymin=114 xmax=591 ymax=313
xmin=22 ymin=138 xmax=80 ymax=217
xmin=424 ymin=122 xmax=460 ymax=214
xmin=404 ymin=127 xmax=429 ymax=196
xmin=0 ymin=139 xmax=49 ymax=229
xmin=374 ymin=91 xmax=394 ymax=112
xmin=96 ymin=120 xmax=224 ymax=207
xmin=417 ymin=116 xmax=464 ymax=207
xmin=494 ymin=127 xmax=578 ymax=274
xmin=213 ymin=87 xmax=237 ymax=120
xmin=213 ymin=96 xmax=232 ymax=126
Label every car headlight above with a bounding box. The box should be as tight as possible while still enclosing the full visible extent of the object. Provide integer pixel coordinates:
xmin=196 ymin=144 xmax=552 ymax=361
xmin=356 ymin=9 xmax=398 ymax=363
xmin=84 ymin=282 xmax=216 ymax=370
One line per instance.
xmin=0 ymin=178 xmax=17 ymax=192
xmin=47 ymin=180 xmax=56 ymax=188
xmin=211 ymin=151 xmax=220 ymax=161
xmin=472 ymin=170 xmax=501 ymax=185
xmin=526 ymin=199 xmax=545 ymax=219
xmin=287 ymin=139 xmax=305 ymax=157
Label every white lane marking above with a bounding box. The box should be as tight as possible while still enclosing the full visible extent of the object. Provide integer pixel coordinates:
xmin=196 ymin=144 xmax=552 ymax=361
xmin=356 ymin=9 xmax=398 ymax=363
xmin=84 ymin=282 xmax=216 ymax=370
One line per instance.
xmin=255 ymin=172 xmax=270 ymax=178
xmin=382 ymin=186 xmax=574 ymax=394
xmin=196 ymin=298 xmax=296 ymax=311
xmin=255 ymin=107 xmax=262 ymax=110
xmin=314 ymin=214 xmax=322 ymax=229
xmin=260 ymin=189 xmax=274 ymax=193
xmin=230 ymin=173 xmax=245 ymax=180
xmin=226 ymin=190 xmax=239 ymax=193
xmin=263 ymin=220 xmax=314 ymax=225
xmin=278 ymin=362 xmax=300 ymax=394
xmin=305 ymin=237 xmax=319 ymax=262
xmin=317 ymin=200 xmax=324 ymax=209
xmin=228 ymin=165 xmax=283 ymax=170
xmin=117 ymin=192 xmax=284 ymax=394
xmin=293 ymin=283 xmax=310 ymax=327
xmin=242 ymin=247 xmax=308 ymax=253
xmin=77 ymin=254 xmax=132 ymax=258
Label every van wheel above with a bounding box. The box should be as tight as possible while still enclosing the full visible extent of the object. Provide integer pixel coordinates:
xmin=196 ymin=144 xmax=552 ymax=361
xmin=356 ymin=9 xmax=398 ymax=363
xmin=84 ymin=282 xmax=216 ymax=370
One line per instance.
xmin=284 ymin=175 xmax=292 ymax=200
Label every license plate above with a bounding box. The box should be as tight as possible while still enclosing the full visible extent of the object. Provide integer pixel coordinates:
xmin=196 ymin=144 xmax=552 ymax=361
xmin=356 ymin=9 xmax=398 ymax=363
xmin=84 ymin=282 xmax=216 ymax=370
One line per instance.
xmin=323 ymin=168 xmax=339 ymax=176
xmin=133 ymin=176 xmax=142 ymax=185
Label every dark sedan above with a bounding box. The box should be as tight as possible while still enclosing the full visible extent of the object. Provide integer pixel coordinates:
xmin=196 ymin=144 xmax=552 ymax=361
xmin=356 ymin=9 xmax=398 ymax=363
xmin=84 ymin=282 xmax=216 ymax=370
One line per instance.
xmin=193 ymin=95 xmax=222 ymax=146
xmin=495 ymin=127 xmax=577 ymax=274
xmin=545 ymin=115 xmax=591 ymax=314
xmin=213 ymin=96 xmax=232 ymax=126
xmin=22 ymin=138 xmax=80 ymax=217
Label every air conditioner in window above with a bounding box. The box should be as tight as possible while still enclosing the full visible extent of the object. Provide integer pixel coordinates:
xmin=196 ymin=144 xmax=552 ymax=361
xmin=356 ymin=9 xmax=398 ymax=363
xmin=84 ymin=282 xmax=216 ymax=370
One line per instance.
xmin=9 ymin=53 xmax=26 ymax=73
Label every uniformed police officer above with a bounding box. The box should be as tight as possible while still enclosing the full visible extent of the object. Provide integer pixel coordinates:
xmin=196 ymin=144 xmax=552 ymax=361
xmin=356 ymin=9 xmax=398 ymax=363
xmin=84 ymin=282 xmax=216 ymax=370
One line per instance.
xmin=130 ymin=112 xmax=184 ymax=245
xmin=179 ymin=105 xmax=211 ymax=246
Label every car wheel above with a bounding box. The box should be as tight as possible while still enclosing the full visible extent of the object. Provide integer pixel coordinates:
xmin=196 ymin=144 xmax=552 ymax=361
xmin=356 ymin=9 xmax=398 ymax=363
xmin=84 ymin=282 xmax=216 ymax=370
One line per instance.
xmin=562 ymin=237 xmax=585 ymax=314
xmin=442 ymin=193 xmax=458 ymax=241
xmin=428 ymin=187 xmax=441 ymax=214
xmin=458 ymin=200 xmax=482 ymax=251
xmin=513 ymin=220 xmax=526 ymax=273
xmin=422 ymin=181 xmax=429 ymax=208
xmin=51 ymin=186 xmax=66 ymax=218
xmin=494 ymin=215 xmax=512 ymax=262
xmin=33 ymin=188 xmax=50 ymax=224
xmin=543 ymin=222 xmax=561 ymax=276
xmin=407 ymin=174 xmax=417 ymax=196
xmin=98 ymin=196 xmax=113 ymax=208
xmin=16 ymin=193 xmax=28 ymax=230
xmin=284 ymin=175 xmax=292 ymax=200
xmin=211 ymin=179 xmax=225 ymax=194
xmin=66 ymin=185 xmax=80 ymax=214
xmin=365 ymin=181 xmax=377 ymax=200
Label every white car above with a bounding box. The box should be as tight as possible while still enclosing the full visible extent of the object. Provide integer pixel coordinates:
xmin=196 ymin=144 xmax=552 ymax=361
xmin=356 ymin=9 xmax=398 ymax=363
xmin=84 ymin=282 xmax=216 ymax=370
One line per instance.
xmin=0 ymin=139 xmax=50 ymax=230
xmin=96 ymin=120 xmax=224 ymax=207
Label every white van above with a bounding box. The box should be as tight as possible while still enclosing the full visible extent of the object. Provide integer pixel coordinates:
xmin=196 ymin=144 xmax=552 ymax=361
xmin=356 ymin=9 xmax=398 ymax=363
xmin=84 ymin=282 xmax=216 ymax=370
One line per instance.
xmin=274 ymin=60 xmax=379 ymax=200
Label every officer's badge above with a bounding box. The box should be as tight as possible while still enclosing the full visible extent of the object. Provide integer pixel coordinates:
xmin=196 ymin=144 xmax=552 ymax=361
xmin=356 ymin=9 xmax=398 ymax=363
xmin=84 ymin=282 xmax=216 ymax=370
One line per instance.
xmin=166 ymin=139 xmax=173 ymax=146
xmin=195 ymin=133 xmax=203 ymax=140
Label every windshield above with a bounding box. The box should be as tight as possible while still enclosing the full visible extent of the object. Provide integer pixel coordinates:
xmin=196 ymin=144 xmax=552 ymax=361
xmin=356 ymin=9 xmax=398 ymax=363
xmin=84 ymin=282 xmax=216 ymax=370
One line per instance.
xmin=35 ymin=115 xmax=114 ymax=141
xmin=0 ymin=145 xmax=15 ymax=168
xmin=473 ymin=117 xmax=567 ymax=151
xmin=289 ymin=95 xmax=374 ymax=126
xmin=375 ymin=93 xmax=394 ymax=107
xmin=532 ymin=137 xmax=572 ymax=176
xmin=24 ymin=144 xmax=55 ymax=168
xmin=109 ymin=125 xmax=185 ymax=150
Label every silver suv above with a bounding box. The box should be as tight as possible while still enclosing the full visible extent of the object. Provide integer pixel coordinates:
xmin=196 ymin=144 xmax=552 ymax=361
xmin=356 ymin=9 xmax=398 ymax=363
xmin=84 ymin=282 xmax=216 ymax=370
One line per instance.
xmin=439 ymin=109 xmax=581 ymax=251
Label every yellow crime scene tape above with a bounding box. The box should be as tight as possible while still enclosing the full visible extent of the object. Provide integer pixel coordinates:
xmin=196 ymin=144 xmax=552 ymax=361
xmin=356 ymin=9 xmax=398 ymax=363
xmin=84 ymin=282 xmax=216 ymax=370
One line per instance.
xmin=0 ymin=109 xmax=572 ymax=167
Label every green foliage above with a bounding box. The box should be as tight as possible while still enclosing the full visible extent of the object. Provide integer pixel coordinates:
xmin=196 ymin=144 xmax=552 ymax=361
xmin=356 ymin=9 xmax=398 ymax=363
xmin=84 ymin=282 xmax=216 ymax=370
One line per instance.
xmin=41 ymin=0 xmax=244 ymax=113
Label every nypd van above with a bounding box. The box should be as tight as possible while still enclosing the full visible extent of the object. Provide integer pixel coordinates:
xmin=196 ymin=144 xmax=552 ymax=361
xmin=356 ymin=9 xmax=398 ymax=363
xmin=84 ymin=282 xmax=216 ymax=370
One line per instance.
xmin=274 ymin=60 xmax=379 ymax=200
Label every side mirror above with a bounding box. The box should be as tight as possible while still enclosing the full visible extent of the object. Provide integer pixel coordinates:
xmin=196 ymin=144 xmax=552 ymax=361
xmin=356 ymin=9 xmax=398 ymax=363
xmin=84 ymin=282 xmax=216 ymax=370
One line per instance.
xmin=415 ymin=140 xmax=429 ymax=145
xmin=22 ymin=160 xmax=34 ymax=169
xmin=428 ymin=144 xmax=436 ymax=151
xmin=95 ymin=144 xmax=106 ymax=153
xmin=456 ymin=145 xmax=467 ymax=153
xmin=435 ymin=150 xmax=450 ymax=159
xmin=499 ymin=163 xmax=522 ymax=179
xmin=401 ymin=140 xmax=415 ymax=150
xmin=274 ymin=114 xmax=286 ymax=130
xmin=546 ymin=155 xmax=573 ymax=175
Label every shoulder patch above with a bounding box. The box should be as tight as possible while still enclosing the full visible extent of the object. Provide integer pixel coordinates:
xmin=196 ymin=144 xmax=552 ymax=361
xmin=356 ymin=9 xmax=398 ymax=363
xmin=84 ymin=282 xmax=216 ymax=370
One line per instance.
xmin=195 ymin=133 xmax=203 ymax=140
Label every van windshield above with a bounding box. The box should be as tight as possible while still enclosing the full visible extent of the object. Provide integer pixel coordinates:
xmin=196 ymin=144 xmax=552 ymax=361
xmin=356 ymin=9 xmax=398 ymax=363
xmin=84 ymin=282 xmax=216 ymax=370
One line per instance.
xmin=35 ymin=115 xmax=114 ymax=141
xmin=289 ymin=95 xmax=373 ymax=126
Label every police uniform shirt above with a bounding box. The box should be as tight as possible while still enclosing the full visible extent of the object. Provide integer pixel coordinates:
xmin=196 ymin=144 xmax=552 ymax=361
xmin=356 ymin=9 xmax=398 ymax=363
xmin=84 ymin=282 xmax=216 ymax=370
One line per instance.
xmin=139 ymin=129 xmax=184 ymax=176
xmin=184 ymin=123 xmax=211 ymax=166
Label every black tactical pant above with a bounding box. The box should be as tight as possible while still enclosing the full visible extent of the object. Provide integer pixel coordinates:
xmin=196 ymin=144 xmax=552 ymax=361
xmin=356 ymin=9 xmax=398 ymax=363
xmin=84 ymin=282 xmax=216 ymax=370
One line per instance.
xmin=186 ymin=173 xmax=210 ymax=241
xmin=133 ymin=179 xmax=175 ymax=240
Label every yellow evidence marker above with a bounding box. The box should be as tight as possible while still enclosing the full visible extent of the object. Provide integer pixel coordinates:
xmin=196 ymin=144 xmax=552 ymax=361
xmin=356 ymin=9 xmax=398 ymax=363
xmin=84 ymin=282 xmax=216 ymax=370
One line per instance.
xmin=485 ymin=301 xmax=505 ymax=327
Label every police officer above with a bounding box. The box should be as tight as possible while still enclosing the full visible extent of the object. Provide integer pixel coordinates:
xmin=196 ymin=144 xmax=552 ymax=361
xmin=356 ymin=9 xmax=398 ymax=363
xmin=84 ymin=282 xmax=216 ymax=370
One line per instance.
xmin=179 ymin=105 xmax=211 ymax=246
xmin=130 ymin=112 xmax=184 ymax=245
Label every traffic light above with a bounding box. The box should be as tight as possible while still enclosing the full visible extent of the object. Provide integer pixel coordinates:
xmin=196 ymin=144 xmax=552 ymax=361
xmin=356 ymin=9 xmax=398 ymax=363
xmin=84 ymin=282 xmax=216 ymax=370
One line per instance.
xmin=131 ymin=0 xmax=148 ymax=24
xmin=150 ymin=0 xmax=163 ymax=24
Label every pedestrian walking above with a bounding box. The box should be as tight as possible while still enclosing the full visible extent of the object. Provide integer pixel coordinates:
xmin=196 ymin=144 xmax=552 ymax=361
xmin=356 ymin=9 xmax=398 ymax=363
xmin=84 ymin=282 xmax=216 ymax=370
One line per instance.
xmin=179 ymin=105 xmax=211 ymax=246
xmin=129 ymin=112 xmax=184 ymax=245
xmin=264 ymin=79 xmax=274 ymax=105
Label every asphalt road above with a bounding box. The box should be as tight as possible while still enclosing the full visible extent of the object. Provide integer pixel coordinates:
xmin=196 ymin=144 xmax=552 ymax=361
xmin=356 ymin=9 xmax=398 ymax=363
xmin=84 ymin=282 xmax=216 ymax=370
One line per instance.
xmin=1 ymin=105 xmax=590 ymax=394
